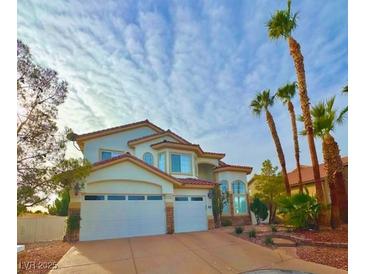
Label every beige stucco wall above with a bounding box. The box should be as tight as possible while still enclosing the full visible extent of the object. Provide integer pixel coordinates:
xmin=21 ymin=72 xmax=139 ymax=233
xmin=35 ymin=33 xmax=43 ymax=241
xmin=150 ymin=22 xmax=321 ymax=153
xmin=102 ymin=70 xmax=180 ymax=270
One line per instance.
xmin=216 ymin=171 xmax=248 ymax=192
xmin=83 ymin=126 xmax=157 ymax=163
xmin=83 ymin=161 xmax=175 ymax=194
xmin=134 ymin=136 xmax=177 ymax=168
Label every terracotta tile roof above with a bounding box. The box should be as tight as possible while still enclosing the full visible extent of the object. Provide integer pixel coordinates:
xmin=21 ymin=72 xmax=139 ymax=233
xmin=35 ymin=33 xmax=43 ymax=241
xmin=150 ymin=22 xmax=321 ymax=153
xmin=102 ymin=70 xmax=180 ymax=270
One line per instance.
xmin=127 ymin=130 xmax=191 ymax=147
xmin=288 ymin=156 xmax=348 ymax=186
xmin=177 ymin=178 xmax=217 ymax=186
xmin=150 ymin=140 xmax=225 ymax=159
xmin=75 ymin=119 xmax=164 ymax=140
xmin=92 ymin=153 xmax=215 ymax=188
xmin=213 ymin=162 xmax=253 ymax=175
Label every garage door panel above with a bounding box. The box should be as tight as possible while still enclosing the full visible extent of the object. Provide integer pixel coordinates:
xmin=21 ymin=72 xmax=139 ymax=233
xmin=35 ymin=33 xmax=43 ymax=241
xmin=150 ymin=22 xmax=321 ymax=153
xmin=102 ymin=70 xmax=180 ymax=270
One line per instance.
xmin=80 ymin=195 xmax=166 ymax=241
xmin=174 ymin=197 xmax=207 ymax=233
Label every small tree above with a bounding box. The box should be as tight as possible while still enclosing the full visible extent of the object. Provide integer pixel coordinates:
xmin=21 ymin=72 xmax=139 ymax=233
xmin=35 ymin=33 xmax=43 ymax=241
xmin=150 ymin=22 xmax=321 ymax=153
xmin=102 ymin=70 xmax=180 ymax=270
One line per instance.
xmin=253 ymin=160 xmax=286 ymax=223
xmin=212 ymin=185 xmax=228 ymax=227
xmin=250 ymin=197 xmax=268 ymax=225
xmin=48 ymin=189 xmax=70 ymax=216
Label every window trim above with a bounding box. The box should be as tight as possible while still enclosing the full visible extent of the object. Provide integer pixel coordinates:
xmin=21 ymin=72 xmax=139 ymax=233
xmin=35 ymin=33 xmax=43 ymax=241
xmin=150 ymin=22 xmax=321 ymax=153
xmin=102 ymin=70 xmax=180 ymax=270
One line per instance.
xmin=232 ymin=180 xmax=248 ymax=215
xmin=107 ymin=195 xmax=126 ymax=201
xmin=158 ymin=152 xmax=167 ymax=172
xmin=99 ymin=148 xmax=124 ymax=161
xmin=169 ymin=152 xmax=193 ymax=175
xmin=143 ymin=152 xmax=154 ymax=165
xmin=175 ymin=196 xmax=189 ymax=201
xmin=219 ymin=180 xmax=230 ymax=215
xmin=191 ymin=196 xmax=204 ymax=201
xmin=147 ymin=195 xmax=163 ymax=201
xmin=85 ymin=195 xmax=105 ymax=201
xmin=128 ymin=195 xmax=145 ymax=201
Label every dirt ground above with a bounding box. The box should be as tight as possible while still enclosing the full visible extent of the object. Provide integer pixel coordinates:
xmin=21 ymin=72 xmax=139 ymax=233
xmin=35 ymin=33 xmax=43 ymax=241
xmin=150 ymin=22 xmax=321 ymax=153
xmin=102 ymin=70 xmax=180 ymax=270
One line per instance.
xmin=17 ymin=241 xmax=71 ymax=274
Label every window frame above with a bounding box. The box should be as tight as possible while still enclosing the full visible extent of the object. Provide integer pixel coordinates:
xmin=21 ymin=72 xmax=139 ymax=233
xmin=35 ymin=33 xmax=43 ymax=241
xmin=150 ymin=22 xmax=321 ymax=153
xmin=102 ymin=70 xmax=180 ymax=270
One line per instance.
xmin=85 ymin=195 xmax=105 ymax=201
xmin=175 ymin=196 xmax=189 ymax=201
xmin=128 ymin=195 xmax=145 ymax=201
xmin=99 ymin=148 xmax=124 ymax=161
xmin=219 ymin=180 xmax=230 ymax=215
xmin=143 ymin=152 xmax=154 ymax=165
xmin=169 ymin=152 xmax=193 ymax=175
xmin=158 ymin=152 xmax=167 ymax=172
xmin=107 ymin=195 xmax=126 ymax=201
xmin=232 ymin=180 xmax=248 ymax=215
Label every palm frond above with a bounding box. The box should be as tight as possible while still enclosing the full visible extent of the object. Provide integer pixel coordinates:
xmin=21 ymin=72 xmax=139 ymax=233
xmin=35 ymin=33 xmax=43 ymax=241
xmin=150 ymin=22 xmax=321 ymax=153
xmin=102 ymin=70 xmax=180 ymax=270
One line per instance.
xmin=342 ymin=85 xmax=348 ymax=94
xmin=337 ymin=106 xmax=348 ymax=124
xmin=266 ymin=1 xmax=298 ymax=39
xmin=250 ymin=90 xmax=274 ymax=115
xmin=276 ymin=81 xmax=296 ymax=103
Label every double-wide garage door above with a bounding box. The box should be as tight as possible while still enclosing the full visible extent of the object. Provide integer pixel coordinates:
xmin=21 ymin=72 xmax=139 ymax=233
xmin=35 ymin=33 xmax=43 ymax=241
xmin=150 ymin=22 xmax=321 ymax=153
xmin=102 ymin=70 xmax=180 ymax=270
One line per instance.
xmin=80 ymin=194 xmax=166 ymax=241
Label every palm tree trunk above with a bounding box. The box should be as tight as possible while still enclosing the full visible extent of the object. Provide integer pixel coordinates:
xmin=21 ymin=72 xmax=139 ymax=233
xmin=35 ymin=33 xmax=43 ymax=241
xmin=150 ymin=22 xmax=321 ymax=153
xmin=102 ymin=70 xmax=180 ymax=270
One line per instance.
xmin=265 ymin=110 xmax=291 ymax=195
xmin=288 ymin=36 xmax=324 ymax=203
xmin=324 ymin=134 xmax=348 ymax=223
xmin=322 ymin=134 xmax=342 ymax=229
xmin=288 ymin=100 xmax=304 ymax=193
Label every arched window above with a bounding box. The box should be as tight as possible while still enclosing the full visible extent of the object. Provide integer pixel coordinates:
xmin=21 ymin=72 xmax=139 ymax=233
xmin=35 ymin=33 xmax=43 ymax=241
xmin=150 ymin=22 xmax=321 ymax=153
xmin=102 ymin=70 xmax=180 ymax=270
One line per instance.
xmin=219 ymin=180 xmax=230 ymax=214
xmin=232 ymin=180 xmax=247 ymax=214
xmin=232 ymin=180 xmax=246 ymax=194
xmin=143 ymin=152 xmax=154 ymax=165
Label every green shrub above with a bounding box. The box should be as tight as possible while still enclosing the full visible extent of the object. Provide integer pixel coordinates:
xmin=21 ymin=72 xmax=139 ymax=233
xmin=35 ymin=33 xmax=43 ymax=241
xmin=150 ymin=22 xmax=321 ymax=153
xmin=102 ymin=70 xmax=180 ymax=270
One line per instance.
xmin=235 ymin=226 xmax=243 ymax=234
xmin=271 ymin=224 xmax=277 ymax=232
xmin=248 ymin=229 xmax=256 ymax=238
xmin=67 ymin=215 xmax=81 ymax=232
xmin=278 ymin=193 xmax=321 ymax=229
xmin=250 ymin=197 xmax=268 ymax=224
xmin=264 ymin=236 xmax=274 ymax=246
xmin=222 ymin=219 xmax=232 ymax=227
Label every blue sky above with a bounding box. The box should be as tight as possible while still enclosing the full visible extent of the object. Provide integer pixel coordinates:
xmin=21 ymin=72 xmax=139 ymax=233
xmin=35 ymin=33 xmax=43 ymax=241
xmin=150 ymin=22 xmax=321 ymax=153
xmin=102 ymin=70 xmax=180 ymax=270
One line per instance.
xmin=17 ymin=0 xmax=348 ymax=177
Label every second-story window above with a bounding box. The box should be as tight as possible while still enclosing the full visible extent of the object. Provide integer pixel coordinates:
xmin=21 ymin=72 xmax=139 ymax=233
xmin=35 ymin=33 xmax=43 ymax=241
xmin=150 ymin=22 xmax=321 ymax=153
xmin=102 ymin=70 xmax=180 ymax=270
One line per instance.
xmin=171 ymin=153 xmax=192 ymax=174
xmin=101 ymin=150 xmax=122 ymax=161
xmin=143 ymin=152 xmax=154 ymax=165
xmin=158 ymin=152 xmax=166 ymax=172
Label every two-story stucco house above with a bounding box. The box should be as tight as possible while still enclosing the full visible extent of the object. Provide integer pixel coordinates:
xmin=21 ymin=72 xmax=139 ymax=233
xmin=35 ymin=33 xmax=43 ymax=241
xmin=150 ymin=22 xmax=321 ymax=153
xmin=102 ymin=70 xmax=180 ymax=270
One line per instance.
xmin=68 ymin=120 xmax=252 ymax=241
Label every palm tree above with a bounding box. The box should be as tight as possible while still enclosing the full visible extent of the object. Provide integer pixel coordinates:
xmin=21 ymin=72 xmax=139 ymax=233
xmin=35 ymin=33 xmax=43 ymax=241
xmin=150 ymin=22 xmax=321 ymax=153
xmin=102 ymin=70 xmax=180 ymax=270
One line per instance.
xmin=267 ymin=0 xmax=324 ymax=204
xmin=251 ymin=90 xmax=291 ymax=195
xmin=301 ymin=96 xmax=348 ymax=228
xmin=276 ymin=82 xmax=304 ymax=193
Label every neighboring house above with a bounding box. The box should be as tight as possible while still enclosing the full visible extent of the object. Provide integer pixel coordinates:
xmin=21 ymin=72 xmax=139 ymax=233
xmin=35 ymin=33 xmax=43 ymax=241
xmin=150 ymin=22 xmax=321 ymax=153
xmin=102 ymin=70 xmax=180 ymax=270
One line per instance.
xmin=248 ymin=156 xmax=348 ymax=205
xmin=69 ymin=120 xmax=252 ymax=241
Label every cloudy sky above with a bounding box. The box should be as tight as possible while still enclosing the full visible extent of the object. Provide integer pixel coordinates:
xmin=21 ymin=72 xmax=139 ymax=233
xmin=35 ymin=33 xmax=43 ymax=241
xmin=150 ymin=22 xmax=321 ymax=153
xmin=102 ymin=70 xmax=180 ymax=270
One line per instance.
xmin=18 ymin=0 xmax=347 ymax=176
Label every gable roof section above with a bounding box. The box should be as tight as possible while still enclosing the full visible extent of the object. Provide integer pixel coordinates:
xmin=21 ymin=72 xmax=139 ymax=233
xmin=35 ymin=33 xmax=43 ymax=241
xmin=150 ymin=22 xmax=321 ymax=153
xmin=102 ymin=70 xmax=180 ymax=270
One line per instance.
xmin=128 ymin=130 xmax=191 ymax=147
xmin=150 ymin=140 xmax=225 ymax=159
xmin=287 ymin=156 xmax=348 ymax=187
xmin=92 ymin=153 xmax=215 ymax=188
xmin=213 ymin=163 xmax=253 ymax=175
xmin=74 ymin=120 xmax=164 ymax=148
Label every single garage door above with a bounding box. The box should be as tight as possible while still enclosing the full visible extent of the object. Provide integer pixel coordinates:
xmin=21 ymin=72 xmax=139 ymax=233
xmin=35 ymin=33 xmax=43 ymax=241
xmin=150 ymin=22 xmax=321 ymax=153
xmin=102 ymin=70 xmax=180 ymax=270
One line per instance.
xmin=174 ymin=196 xmax=208 ymax=233
xmin=80 ymin=194 xmax=166 ymax=241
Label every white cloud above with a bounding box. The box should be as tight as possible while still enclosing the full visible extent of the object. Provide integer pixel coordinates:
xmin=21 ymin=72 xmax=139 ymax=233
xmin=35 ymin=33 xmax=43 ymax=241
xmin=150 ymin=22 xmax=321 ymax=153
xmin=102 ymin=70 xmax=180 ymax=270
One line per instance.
xmin=17 ymin=0 xmax=348 ymax=175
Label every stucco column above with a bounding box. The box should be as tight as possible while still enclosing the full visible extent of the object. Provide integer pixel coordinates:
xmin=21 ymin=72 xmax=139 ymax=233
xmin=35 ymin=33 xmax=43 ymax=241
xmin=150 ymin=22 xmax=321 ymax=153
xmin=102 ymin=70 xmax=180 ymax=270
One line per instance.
xmin=164 ymin=194 xmax=174 ymax=234
xmin=66 ymin=203 xmax=81 ymax=242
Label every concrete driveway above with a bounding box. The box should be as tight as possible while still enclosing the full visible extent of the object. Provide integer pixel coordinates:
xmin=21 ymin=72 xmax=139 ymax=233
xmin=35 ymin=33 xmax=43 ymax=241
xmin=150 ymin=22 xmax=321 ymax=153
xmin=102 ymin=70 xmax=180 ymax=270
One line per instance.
xmin=51 ymin=230 xmax=346 ymax=274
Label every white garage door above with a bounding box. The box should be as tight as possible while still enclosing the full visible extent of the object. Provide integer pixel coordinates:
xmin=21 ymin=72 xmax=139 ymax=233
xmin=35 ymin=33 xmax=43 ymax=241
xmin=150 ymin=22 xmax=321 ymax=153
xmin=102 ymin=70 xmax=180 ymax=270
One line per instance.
xmin=80 ymin=194 xmax=166 ymax=241
xmin=174 ymin=196 xmax=208 ymax=233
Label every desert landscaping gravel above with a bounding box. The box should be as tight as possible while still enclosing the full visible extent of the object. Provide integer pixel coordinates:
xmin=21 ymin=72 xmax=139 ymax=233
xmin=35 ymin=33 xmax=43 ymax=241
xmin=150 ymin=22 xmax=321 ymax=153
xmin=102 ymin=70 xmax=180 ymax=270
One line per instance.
xmin=17 ymin=241 xmax=71 ymax=274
